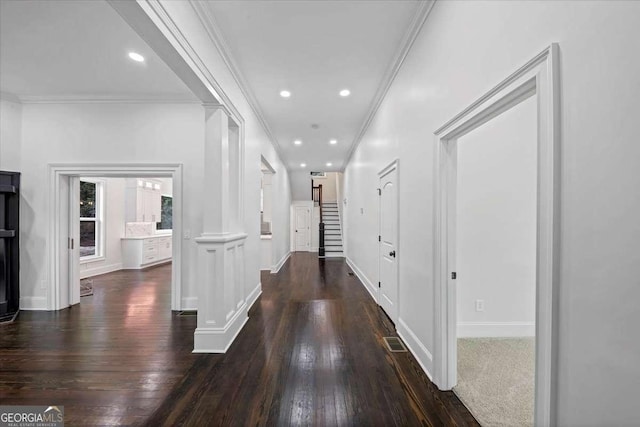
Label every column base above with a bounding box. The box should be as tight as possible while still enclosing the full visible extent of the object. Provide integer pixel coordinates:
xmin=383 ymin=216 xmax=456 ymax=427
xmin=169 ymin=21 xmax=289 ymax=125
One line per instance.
xmin=193 ymin=303 xmax=249 ymax=353
xmin=193 ymin=232 xmax=249 ymax=353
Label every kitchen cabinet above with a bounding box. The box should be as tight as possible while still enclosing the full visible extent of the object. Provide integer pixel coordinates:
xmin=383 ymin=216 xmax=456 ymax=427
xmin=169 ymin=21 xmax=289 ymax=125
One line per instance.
xmin=121 ymin=235 xmax=172 ymax=269
xmin=125 ymin=179 xmax=162 ymax=223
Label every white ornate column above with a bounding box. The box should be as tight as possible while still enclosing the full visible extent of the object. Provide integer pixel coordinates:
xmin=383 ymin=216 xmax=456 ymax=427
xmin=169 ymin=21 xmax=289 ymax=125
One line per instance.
xmin=193 ymin=104 xmax=248 ymax=353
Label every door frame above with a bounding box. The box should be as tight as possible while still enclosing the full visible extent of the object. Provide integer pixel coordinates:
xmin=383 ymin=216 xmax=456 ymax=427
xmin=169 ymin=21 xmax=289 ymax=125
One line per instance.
xmin=377 ymin=159 xmax=400 ymax=321
xmin=433 ymin=44 xmax=560 ymax=426
xmin=48 ymin=163 xmax=184 ymax=311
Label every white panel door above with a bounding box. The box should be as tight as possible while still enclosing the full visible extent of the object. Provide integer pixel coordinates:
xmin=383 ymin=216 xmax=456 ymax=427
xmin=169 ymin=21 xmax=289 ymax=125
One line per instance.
xmin=379 ymin=166 xmax=399 ymax=322
xmin=294 ymin=206 xmax=311 ymax=252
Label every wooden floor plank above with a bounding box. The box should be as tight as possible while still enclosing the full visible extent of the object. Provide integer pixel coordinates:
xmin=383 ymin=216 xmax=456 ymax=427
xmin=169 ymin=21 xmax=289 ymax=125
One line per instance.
xmin=0 ymin=254 xmax=478 ymax=426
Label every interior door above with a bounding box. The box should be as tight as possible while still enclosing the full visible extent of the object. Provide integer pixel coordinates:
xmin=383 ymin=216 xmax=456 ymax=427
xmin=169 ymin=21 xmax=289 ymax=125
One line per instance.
xmin=379 ymin=165 xmax=399 ymax=322
xmin=294 ymin=206 xmax=310 ymax=252
xmin=69 ymin=176 xmax=80 ymax=306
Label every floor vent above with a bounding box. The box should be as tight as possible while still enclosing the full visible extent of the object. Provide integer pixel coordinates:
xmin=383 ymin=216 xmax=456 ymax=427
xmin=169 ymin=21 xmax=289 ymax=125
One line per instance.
xmin=178 ymin=310 xmax=197 ymax=316
xmin=383 ymin=336 xmax=408 ymax=352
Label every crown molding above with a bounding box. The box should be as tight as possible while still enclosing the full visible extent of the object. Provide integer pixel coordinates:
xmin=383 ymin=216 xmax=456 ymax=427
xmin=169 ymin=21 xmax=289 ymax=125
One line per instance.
xmin=124 ymin=0 xmax=244 ymax=126
xmin=344 ymin=0 xmax=436 ymax=166
xmin=189 ymin=0 xmax=288 ymax=167
xmin=15 ymin=94 xmax=201 ymax=105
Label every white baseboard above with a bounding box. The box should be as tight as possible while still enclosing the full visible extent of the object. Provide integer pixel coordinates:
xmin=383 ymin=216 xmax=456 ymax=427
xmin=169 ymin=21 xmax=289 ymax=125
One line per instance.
xmin=19 ymin=296 xmax=48 ymax=310
xmin=457 ymin=321 xmax=535 ymax=338
xmin=247 ymin=282 xmax=262 ymax=310
xmin=193 ymin=303 xmax=249 ymax=353
xmin=397 ymin=318 xmax=434 ymax=381
xmin=181 ymin=297 xmax=197 ymax=311
xmin=271 ymin=251 xmax=291 ymax=274
xmin=80 ymin=262 xmax=123 ymax=279
xmin=345 ymin=256 xmax=377 ymax=303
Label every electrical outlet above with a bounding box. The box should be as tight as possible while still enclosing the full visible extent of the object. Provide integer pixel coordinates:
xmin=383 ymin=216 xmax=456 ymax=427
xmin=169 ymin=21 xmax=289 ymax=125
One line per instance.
xmin=40 ymin=280 xmax=47 ymax=290
xmin=360 ymin=207 xmax=364 ymax=215
xmin=475 ymin=299 xmax=485 ymax=312
xmin=183 ymin=229 xmax=191 ymax=239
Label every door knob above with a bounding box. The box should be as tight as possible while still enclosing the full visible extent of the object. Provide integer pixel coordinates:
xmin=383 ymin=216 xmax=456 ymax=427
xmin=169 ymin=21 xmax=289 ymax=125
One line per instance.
xmin=389 ymin=250 xmax=396 ymax=258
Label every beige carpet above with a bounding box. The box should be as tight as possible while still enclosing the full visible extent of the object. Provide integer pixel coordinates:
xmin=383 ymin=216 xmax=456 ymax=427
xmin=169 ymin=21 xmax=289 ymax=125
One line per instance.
xmin=455 ymin=337 xmax=535 ymax=427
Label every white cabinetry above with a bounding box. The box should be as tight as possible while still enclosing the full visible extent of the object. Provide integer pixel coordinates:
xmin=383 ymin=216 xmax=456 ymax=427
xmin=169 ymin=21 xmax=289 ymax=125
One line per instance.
xmin=121 ymin=236 xmax=172 ymax=269
xmin=125 ymin=179 xmax=162 ymax=223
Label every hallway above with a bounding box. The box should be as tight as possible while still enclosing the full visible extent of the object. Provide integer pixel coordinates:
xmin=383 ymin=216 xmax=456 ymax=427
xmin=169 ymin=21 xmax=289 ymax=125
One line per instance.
xmin=0 ymin=255 xmax=478 ymax=426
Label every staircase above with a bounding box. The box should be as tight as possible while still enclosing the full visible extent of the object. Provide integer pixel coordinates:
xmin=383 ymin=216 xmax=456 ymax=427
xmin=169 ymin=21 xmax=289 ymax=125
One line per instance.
xmin=321 ymin=202 xmax=343 ymax=257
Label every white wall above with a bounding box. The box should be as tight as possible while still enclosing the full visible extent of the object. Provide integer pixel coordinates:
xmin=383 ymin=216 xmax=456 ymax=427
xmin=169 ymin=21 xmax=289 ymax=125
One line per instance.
xmin=80 ymin=178 xmax=126 ymax=279
xmin=343 ymin=1 xmax=640 ymax=425
xmin=17 ymin=103 xmax=204 ymax=309
xmin=0 ymin=97 xmax=22 ymax=171
xmin=456 ymin=96 xmax=537 ymax=338
xmin=312 ymin=172 xmax=339 ymax=202
xmin=290 ymin=170 xmax=311 ymax=201
xmin=156 ymin=1 xmax=292 ymax=298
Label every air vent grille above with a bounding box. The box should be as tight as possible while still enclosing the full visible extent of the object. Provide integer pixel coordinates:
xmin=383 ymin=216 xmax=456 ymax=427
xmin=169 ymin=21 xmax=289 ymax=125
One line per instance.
xmin=383 ymin=336 xmax=408 ymax=352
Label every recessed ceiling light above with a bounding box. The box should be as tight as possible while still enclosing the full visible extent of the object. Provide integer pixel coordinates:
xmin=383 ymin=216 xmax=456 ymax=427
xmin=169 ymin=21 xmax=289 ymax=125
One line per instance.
xmin=280 ymin=90 xmax=291 ymax=98
xmin=128 ymin=52 xmax=145 ymax=62
xmin=294 ymin=140 xmax=302 ymax=145
xmin=300 ymin=163 xmax=307 ymax=168
xmin=329 ymin=139 xmax=337 ymax=145
xmin=339 ymin=89 xmax=351 ymax=97
xmin=326 ymin=162 xmax=333 ymax=167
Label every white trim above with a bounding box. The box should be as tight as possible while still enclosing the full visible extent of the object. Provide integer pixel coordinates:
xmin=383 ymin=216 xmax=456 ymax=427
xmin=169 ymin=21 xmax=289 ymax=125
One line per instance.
xmin=397 ymin=318 xmax=434 ymax=380
xmin=193 ymin=302 xmax=249 ymax=353
xmin=116 ymin=0 xmax=245 ymax=126
xmin=433 ymin=44 xmax=560 ymax=427
xmin=344 ymin=1 xmax=436 ymax=167
xmin=182 ymin=297 xmax=198 ymax=311
xmin=195 ymin=232 xmax=248 ymax=244
xmin=457 ymin=322 xmax=536 ymax=338
xmin=80 ymin=262 xmax=123 ymax=280
xmin=246 ymin=282 xmax=263 ymax=311
xmin=48 ymin=163 xmax=185 ymax=312
xmin=189 ymin=1 xmax=286 ymax=166
xmin=79 ymin=255 xmax=106 ymax=265
xmin=271 ymin=251 xmax=291 ymax=274
xmin=345 ymin=257 xmax=378 ymax=303
xmin=19 ymin=296 xmax=48 ymax=311
xmin=18 ymin=94 xmax=199 ymax=104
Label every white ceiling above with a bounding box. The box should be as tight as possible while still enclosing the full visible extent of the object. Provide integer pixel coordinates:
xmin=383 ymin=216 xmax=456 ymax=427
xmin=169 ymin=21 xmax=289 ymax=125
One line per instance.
xmin=200 ymin=1 xmax=427 ymax=171
xmin=0 ymin=0 xmax=196 ymax=102
xmin=1 ymin=0 xmax=430 ymax=172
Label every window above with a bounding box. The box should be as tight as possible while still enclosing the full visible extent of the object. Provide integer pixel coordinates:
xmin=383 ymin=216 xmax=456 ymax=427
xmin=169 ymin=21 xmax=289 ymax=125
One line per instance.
xmin=80 ymin=180 xmax=103 ymax=261
xmin=157 ymin=195 xmax=173 ymax=230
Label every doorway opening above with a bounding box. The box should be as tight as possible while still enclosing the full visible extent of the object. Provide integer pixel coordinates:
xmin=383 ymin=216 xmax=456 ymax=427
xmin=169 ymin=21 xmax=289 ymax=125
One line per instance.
xmin=433 ymin=45 xmax=560 ymax=426
xmin=453 ymin=95 xmax=537 ymax=426
xmin=49 ymin=164 xmax=184 ymax=311
xmin=260 ymin=157 xmax=275 ymax=271
xmin=74 ymin=176 xmax=174 ymax=306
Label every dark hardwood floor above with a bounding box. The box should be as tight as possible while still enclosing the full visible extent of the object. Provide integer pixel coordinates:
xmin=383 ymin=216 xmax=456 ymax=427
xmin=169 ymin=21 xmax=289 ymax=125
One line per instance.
xmin=0 ymin=254 xmax=478 ymax=426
